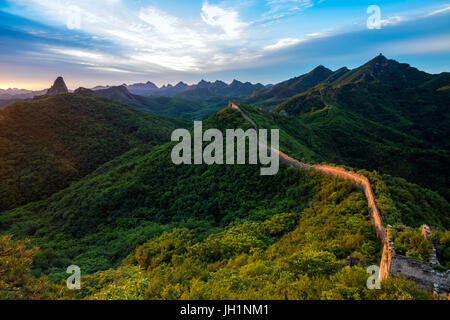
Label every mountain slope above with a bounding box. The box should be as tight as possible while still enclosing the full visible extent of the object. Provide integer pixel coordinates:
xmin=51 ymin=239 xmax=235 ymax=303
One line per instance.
xmin=0 ymin=106 xmax=446 ymax=297
xmin=177 ymin=80 xmax=264 ymax=99
xmin=0 ymin=98 xmax=20 ymax=108
xmin=245 ymin=65 xmax=336 ymax=108
xmin=332 ymin=54 xmax=431 ymax=88
xmin=125 ymin=81 xmax=159 ymax=96
xmin=98 ymin=79 xmax=265 ymax=98
xmin=0 ymin=92 xmax=187 ymax=211
xmin=267 ymin=57 xmax=450 ymax=199
xmin=93 ymin=85 xmax=228 ymax=120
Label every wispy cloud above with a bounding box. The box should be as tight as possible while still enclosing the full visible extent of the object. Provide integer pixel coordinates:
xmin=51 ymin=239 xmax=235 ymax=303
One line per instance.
xmin=264 ymin=37 xmax=304 ymax=50
xmin=380 ymin=16 xmax=405 ymax=27
xmin=201 ymin=1 xmax=248 ymax=39
xmin=261 ymin=0 xmax=317 ymax=22
xmin=1 ymin=0 xmax=450 ymax=88
xmin=426 ymin=5 xmax=450 ymax=16
xmin=4 ymin=0 xmax=258 ymax=73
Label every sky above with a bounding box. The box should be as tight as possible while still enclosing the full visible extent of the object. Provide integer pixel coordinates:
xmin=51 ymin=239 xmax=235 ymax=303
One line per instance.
xmin=0 ymin=0 xmax=449 ymax=90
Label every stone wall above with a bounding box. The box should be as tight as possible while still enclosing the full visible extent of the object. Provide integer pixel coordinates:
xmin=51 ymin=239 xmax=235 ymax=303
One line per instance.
xmin=421 ymin=224 xmax=440 ymax=266
xmin=312 ymin=164 xmax=386 ymax=242
xmin=231 ymin=103 xmax=449 ymax=294
xmin=390 ymin=254 xmax=450 ymax=292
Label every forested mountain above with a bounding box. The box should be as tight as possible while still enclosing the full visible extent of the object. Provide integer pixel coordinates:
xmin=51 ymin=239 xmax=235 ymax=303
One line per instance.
xmin=245 ymin=65 xmax=341 ymax=108
xmin=331 ymin=54 xmax=431 ymax=87
xmin=268 ymin=55 xmax=450 ymax=199
xmin=244 ymin=54 xmax=450 ymax=110
xmin=0 ymin=98 xmax=20 ymax=108
xmin=0 ymin=56 xmax=448 ymax=300
xmin=176 ymin=80 xmax=265 ymax=99
xmin=0 ymin=90 xmax=187 ymax=211
xmin=93 ymin=85 xmax=228 ymax=120
xmin=1 ymin=106 xmax=446 ymax=300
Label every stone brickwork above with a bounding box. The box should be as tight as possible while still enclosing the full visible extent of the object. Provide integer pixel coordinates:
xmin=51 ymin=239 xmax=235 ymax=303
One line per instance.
xmin=380 ymin=226 xmax=450 ymax=294
xmin=421 ymin=224 xmax=440 ymax=266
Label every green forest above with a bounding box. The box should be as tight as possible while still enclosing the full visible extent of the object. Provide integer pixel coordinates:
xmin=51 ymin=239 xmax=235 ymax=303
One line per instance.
xmin=0 ymin=56 xmax=449 ymax=300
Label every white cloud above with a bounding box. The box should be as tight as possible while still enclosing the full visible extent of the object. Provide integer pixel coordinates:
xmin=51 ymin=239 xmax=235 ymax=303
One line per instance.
xmin=86 ymin=66 xmax=140 ymax=74
xmin=11 ymin=0 xmax=440 ymax=79
xmin=264 ymin=37 xmax=305 ymax=50
xmin=8 ymin=1 xmax=229 ymax=73
xmin=426 ymin=6 xmax=450 ymax=17
xmin=380 ymin=16 xmax=405 ymax=27
xmin=49 ymin=48 xmax=105 ymax=61
xmin=262 ymin=0 xmax=316 ymax=21
xmin=306 ymin=32 xmax=328 ymax=38
xmin=2 ymin=0 xmax=336 ymax=76
xmin=201 ymin=1 xmax=248 ymax=39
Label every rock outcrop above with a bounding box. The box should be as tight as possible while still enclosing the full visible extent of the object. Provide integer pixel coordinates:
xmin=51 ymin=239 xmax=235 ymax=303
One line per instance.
xmin=46 ymin=77 xmax=69 ymax=96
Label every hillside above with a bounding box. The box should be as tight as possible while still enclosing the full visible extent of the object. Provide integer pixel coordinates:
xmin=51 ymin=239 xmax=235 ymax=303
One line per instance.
xmin=0 ymin=56 xmax=448 ymax=300
xmin=267 ymin=56 xmax=450 ymax=199
xmin=94 ymin=79 xmax=265 ymax=98
xmin=0 ymin=98 xmax=19 ymax=108
xmin=244 ymin=54 xmax=449 ymax=111
xmin=244 ymin=85 xmax=450 ymax=200
xmin=245 ymin=65 xmax=342 ymax=108
xmin=177 ymin=80 xmax=265 ymax=99
xmin=93 ymin=85 xmax=228 ymax=120
xmin=331 ymin=54 xmax=431 ymax=87
xmin=0 ymin=106 xmax=445 ymax=300
xmin=0 ymin=91 xmax=187 ymax=211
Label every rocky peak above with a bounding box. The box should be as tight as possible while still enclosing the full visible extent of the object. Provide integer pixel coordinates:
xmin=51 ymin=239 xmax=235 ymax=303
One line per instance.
xmin=197 ymin=80 xmax=211 ymax=87
xmin=46 ymin=77 xmax=69 ymax=96
xmin=174 ymin=81 xmax=188 ymax=88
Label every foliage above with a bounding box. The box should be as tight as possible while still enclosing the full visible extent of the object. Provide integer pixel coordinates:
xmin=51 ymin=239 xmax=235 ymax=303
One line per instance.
xmin=0 ymin=235 xmax=68 ymax=300
xmin=72 ymin=175 xmax=429 ymax=300
xmin=431 ymin=229 xmax=450 ymax=269
xmin=391 ymin=228 xmax=430 ymax=261
xmin=237 ymin=105 xmax=450 ymax=229
xmin=0 ymin=93 xmax=187 ymax=211
xmin=0 ymin=72 xmax=447 ymax=301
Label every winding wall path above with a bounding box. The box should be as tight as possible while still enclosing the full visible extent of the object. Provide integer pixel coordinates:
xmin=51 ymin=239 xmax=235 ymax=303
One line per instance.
xmin=230 ymin=102 xmax=385 ymax=241
xmin=231 ymin=102 xmax=449 ymax=294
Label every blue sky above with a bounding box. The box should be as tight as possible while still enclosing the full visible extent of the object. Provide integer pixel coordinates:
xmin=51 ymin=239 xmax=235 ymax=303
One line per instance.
xmin=0 ymin=0 xmax=449 ymax=89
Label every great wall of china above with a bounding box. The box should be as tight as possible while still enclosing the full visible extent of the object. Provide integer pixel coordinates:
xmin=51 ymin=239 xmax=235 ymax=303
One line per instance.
xmin=230 ymin=102 xmax=449 ymax=295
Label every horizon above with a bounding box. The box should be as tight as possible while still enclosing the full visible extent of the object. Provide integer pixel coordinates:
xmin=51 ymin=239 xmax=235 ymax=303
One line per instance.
xmin=0 ymin=53 xmax=447 ymax=91
xmin=1 ymin=0 xmax=450 ymax=90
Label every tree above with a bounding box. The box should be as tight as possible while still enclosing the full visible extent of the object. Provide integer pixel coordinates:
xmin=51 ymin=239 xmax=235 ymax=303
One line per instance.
xmin=0 ymin=234 xmax=68 ymax=300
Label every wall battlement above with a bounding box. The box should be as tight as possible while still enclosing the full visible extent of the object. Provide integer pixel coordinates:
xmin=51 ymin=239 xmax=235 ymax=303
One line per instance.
xmin=381 ymin=226 xmax=449 ymax=294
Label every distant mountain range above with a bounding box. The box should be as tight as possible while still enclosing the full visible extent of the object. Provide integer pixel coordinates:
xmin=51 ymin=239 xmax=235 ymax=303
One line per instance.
xmin=0 ymin=77 xmax=71 ymax=104
xmin=75 ymin=85 xmax=228 ymax=120
xmin=92 ymin=79 xmax=267 ymax=98
xmin=0 ymin=88 xmax=47 ymax=100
